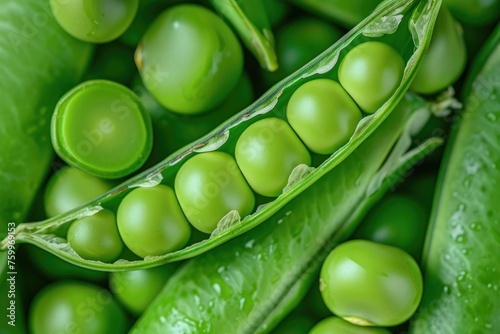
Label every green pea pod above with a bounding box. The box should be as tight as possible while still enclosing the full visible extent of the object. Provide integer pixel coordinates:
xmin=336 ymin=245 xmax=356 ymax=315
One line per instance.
xmin=209 ymin=0 xmax=278 ymax=71
xmin=0 ymin=0 xmax=442 ymax=271
xmin=410 ymin=23 xmax=500 ymax=333
xmin=0 ymin=0 xmax=93 ymax=230
xmin=130 ymin=94 xmax=443 ymax=333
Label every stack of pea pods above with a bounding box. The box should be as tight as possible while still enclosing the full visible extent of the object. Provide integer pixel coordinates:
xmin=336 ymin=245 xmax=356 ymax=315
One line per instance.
xmin=0 ymin=0 xmax=499 ymax=333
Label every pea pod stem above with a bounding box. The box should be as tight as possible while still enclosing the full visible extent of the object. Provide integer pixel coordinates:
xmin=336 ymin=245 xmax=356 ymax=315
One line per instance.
xmin=210 ymin=0 xmax=278 ymax=71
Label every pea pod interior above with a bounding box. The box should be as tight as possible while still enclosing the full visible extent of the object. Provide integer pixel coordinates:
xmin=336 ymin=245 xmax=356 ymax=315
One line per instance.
xmin=0 ymin=0 xmax=443 ymax=271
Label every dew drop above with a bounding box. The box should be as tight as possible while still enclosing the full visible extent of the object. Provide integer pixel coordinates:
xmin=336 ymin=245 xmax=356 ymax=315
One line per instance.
xmin=486 ymin=112 xmax=497 ymax=122
xmin=245 ymin=240 xmax=255 ymax=249
xmin=213 ymin=283 xmax=221 ymax=295
xmin=463 ymin=179 xmax=471 ymax=188
xmin=239 ymin=298 xmax=246 ymax=310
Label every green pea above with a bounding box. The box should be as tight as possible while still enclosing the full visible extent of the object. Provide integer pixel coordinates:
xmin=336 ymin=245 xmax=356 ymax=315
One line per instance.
xmin=272 ymin=313 xmax=316 ymax=334
xmin=136 ymin=4 xmax=243 ymax=115
xmin=117 ymin=184 xmax=191 ymax=258
xmin=287 ymin=78 xmax=362 ymax=155
xmin=44 ymin=166 xmax=113 ymax=217
xmin=235 ymin=117 xmax=312 ymax=197
xmin=175 ymin=152 xmax=255 ymax=234
xmin=338 ymin=41 xmax=404 ymax=113
xmin=320 ymin=240 xmax=423 ymax=327
xmin=67 ymin=209 xmax=124 ymax=263
xmin=353 ymin=194 xmax=427 ymax=260
xmin=410 ymin=6 xmax=467 ymax=94
xmin=262 ymin=17 xmax=342 ymax=87
xmin=444 ymin=0 xmax=500 ymax=26
xmin=29 ymin=281 xmax=128 ymax=334
xmin=309 ymin=316 xmax=391 ymax=334
xmin=50 ymin=0 xmax=139 ymax=43
xmin=51 ymin=80 xmax=153 ymax=179
xmin=110 ymin=265 xmax=175 ymax=316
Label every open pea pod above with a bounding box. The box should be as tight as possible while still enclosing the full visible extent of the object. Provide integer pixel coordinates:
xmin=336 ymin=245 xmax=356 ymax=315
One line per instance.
xmin=131 ymin=93 xmax=444 ymax=333
xmin=0 ymin=0 xmax=442 ymax=271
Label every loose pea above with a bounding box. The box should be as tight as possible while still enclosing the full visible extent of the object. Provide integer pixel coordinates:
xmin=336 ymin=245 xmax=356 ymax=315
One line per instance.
xmin=309 ymin=316 xmax=391 ymax=334
xmin=110 ymin=265 xmax=176 ymax=315
xmin=50 ymin=0 xmax=139 ymax=43
xmin=44 ymin=166 xmax=113 ymax=217
xmin=444 ymin=0 xmax=500 ymax=26
xmin=338 ymin=41 xmax=404 ymax=113
xmin=353 ymin=194 xmax=427 ymax=260
xmin=287 ymin=78 xmax=362 ymax=154
xmin=320 ymin=240 xmax=423 ymax=327
xmin=175 ymin=152 xmax=255 ymax=234
xmin=51 ymin=80 xmax=153 ymax=179
xmin=235 ymin=117 xmax=312 ymax=197
xmin=410 ymin=6 xmax=467 ymax=94
xmin=67 ymin=209 xmax=124 ymax=263
xmin=117 ymin=185 xmax=191 ymax=258
xmin=29 ymin=281 xmax=128 ymax=334
xmin=136 ymin=4 xmax=243 ymax=115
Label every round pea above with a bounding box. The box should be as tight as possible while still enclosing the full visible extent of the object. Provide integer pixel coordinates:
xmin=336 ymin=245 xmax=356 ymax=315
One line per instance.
xmin=110 ymin=264 xmax=175 ymax=315
xmin=29 ymin=281 xmax=128 ymax=334
xmin=44 ymin=166 xmax=113 ymax=217
xmin=50 ymin=0 xmax=139 ymax=43
xmin=410 ymin=6 xmax=467 ymax=94
xmin=235 ymin=118 xmax=311 ymax=197
xmin=320 ymin=240 xmax=423 ymax=327
xmin=117 ymin=184 xmax=191 ymax=258
xmin=51 ymin=80 xmax=153 ymax=179
xmin=67 ymin=209 xmax=124 ymax=263
xmin=287 ymin=78 xmax=362 ymax=154
xmin=353 ymin=194 xmax=427 ymax=259
xmin=444 ymin=0 xmax=500 ymax=26
xmin=136 ymin=4 xmax=243 ymax=114
xmin=338 ymin=41 xmax=404 ymax=113
xmin=175 ymin=152 xmax=255 ymax=234
xmin=272 ymin=314 xmax=316 ymax=334
xmin=309 ymin=316 xmax=391 ymax=334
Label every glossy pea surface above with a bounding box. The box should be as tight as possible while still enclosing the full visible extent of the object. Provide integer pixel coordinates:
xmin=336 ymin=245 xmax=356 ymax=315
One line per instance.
xmin=29 ymin=281 xmax=127 ymax=334
xmin=110 ymin=265 xmax=175 ymax=315
xmin=117 ymin=185 xmax=191 ymax=258
xmin=410 ymin=6 xmax=467 ymax=94
xmin=235 ymin=117 xmax=311 ymax=197
xmin=444 ymin=0 xmax=500 ymax=26
xmin=175 ymin=152 xmax=255 ymax=234
xmin=43 ymin=166 xmax=112 ymax=217
xmin=309 ymin=316 xmax=391 ymax=334
xmin=51 ymin=80 xmax=152 ymax=179
xmin=287 ymin=78 xmax=362 ymax=154
xmin=50 ymin=0 xmax=139 ymax=43
xmin=137 ymin=4 xmax=243 ymax=114
xmin=320 ymin=240 xmax=423 ymax=327
xmin=338 ymin=41 xmax=404 ymax=113
xmin=67 ymin=209 xmax=124 ymax=263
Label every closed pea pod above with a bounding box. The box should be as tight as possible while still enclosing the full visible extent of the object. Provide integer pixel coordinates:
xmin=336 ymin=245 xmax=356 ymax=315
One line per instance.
xmin=235 ymin=117 xmax=311 ymax=197
xmin=175 ymin=152 xmax=255 ymax=234
xmin=287 ymin=78 xmax=362 ymax=155
xmin=117 ymin=184 xmax=191 ymax=258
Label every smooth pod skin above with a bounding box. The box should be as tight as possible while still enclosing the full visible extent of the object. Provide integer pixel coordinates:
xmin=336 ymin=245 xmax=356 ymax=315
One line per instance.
xmin=136 ymin=4 xmax=243 ymax=114
xmin=444 ymin=0 xmax=500 ymax=26
xmin=235 ymin=117 xmax=312 ymax=197
xmin=0 ymin=0 xmax=93 ymax=228
xmin=43 ymin=166 xmax=113 ymax=217
xmin=51 ymin=80 xmax=153 ymax=179
xmin=320 ymin=240 xmax=423 ymax=327
xmin=50 ymin=0 xmax=139 ymax=43
xmin=309 ymin=316 xmax=391 ymax=334
xmin=67 ymin=209 xmax=124 ymax=263
xmin=338 ymin=41 xmax=405 ymax=113
xmin=287 ymin=78 xmax=362 ymax=154
xmin=117 ymin=185 xmax=191 ymax=258
xmin=29 ymin=281 xmax=128 ymax=334
xmin=110 ymin=265 xmax=175 ymax=315
xmin=353 ymin=194 xmax=427 ymax=260
xmin=175 ymin=152 xmax=255 ymax=234
xmin=410 ymin=6 xmax=467 ymax=94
